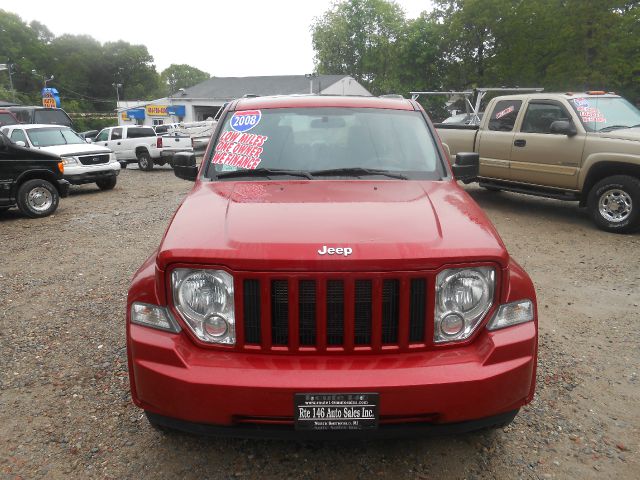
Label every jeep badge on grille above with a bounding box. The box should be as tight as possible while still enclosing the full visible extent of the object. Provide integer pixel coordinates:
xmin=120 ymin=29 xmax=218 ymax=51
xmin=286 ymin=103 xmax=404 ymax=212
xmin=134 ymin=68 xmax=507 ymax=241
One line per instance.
xmin=317 ymin=245 xmax=353 ymax=256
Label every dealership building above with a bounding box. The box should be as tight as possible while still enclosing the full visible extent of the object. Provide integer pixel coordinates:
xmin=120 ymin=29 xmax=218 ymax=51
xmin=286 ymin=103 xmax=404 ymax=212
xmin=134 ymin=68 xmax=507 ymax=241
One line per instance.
xmin=116 ymin=75 xmax=371 ymax=127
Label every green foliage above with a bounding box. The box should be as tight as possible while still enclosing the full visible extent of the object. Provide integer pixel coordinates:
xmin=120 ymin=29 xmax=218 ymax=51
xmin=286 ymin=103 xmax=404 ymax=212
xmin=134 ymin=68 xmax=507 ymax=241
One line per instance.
xmin=160 ymin=64 xmax=210 ymax=96
xmin=312 ymin=0 xmax=640 ymax=103
xmin=0 ymin=9 xmax=207 ymax=113
xmin=312 ymin=0 xmax=407 ymax=95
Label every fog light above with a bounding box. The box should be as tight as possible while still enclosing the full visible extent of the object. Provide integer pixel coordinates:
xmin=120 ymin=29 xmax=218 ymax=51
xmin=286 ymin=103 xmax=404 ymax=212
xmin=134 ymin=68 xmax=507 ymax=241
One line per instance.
xmin=203 ymin=314 xmax=228 ymax=338
xmin=441 ymin=312 xmax=465 ymax=336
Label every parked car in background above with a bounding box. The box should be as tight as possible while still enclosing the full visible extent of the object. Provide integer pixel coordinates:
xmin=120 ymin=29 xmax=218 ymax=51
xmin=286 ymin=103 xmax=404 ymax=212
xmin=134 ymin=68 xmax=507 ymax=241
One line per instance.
xmin=93 ymin=125 xmax=192 ymax=171
xmin=437 ymin=91 xmax=640 ymax=233
xmin=1 ymin=124 xmax=120 ymax=191
xmin=128 ymin=94 xmax=538 ymax=438
xmin=0 ymin=109 xmax=18 ymax=126
xmin=79 ymin=129 xmax=99 ymax=141
xmin=7 ymin=106 xmax=73 ymax=127
xmin=0 ymin=131 xmax=69 ymax=218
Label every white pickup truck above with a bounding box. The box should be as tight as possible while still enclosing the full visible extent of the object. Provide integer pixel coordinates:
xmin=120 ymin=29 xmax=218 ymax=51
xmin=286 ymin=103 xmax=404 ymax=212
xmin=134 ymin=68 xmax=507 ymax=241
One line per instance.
xmin=93 ymin=125 xmax=192 ymax=171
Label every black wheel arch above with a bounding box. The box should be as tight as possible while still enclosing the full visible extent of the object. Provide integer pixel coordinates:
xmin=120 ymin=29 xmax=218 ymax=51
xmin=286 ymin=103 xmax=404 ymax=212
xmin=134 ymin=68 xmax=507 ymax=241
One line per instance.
xmin=581 ymin=162 xmax=640 ymax=206
xmin=12 ymin=170 xmax=62 ymax=200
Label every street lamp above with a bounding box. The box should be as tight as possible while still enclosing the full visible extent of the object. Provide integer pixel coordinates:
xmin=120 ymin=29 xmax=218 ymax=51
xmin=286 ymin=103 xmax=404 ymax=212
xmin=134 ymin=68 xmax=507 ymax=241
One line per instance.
xmin=304 ymin=73 xmax=319 ymax=94
xmin=31 ymin=69 xmax=54 ymax=88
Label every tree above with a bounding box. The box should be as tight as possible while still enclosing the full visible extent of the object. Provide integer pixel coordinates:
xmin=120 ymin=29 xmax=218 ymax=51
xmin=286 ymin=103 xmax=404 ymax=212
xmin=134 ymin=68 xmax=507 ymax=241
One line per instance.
xmin=312 ymin=0 xmax=407 ymax=94
xmin=160 ymin=64 xmax=209 ymax=95
xmin=101 ymin=41 xmax=160 ymax=101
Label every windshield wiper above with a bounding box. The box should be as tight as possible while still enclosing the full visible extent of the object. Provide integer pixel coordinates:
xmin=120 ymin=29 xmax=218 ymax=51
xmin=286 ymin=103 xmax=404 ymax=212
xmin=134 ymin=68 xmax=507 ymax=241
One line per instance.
xmin=597 ymin=125 xmax=630 ymax=132
xmin=309 ymin=167 xmax=408 ymax=180
xmin=215 ymin=168 xmax=313 ymax=180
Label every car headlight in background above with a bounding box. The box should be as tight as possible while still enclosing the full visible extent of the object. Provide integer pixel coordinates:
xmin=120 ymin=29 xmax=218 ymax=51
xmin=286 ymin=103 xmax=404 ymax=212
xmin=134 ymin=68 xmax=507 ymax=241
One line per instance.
xmin=171 ymin=269 xmax=236 ymax=345
xmin=435 ymin=267 xmax=495 ymax=343
xmin=61 ymin=156 xmax=79 ymax=166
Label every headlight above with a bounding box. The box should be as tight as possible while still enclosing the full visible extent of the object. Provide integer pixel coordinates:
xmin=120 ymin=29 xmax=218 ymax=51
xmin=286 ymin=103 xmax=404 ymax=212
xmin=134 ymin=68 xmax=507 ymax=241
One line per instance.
xmin=171 ymin=269 xmax=235 ymax=345
xmin=435 ymin=267 xmax=495 ymax=343
xmin=130 ymin=302 xmax=180 ymax=332
xmin=61 ymin=156 xmax=79 ymax=165
xmin=487 ymin=299 xmax=534 ymax=331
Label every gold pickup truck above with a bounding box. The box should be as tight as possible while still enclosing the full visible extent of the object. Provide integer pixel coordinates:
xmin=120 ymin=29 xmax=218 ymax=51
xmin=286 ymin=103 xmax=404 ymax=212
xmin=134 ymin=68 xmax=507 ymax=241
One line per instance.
xmin=437 ymin=92 xmax=640 ymax=233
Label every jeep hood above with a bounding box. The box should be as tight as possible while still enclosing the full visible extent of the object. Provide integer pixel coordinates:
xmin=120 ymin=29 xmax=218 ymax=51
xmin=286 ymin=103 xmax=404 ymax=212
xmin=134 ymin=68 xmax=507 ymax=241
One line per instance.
xmin=157 ymin=180 xmax=508 ymax=271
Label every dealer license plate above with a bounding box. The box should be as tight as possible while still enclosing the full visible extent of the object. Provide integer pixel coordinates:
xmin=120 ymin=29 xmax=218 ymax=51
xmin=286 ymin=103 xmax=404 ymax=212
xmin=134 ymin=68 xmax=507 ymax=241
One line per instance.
xmin=294 ymin=393 xmax=379 ymax=431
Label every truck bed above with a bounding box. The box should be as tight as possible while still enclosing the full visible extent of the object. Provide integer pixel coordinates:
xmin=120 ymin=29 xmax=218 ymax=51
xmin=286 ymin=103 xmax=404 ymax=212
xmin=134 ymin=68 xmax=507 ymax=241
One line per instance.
xmin=434 ymin=124 xmax=479 ymax=157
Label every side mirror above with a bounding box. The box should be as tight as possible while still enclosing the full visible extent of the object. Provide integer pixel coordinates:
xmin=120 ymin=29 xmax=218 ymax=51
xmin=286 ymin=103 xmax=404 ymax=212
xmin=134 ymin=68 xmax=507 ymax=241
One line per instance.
xmin=452 ymin=152 xmax=479 ymax=183
xmin=173 ymin=152 xmax=198 ymax=181
xmin=550 ymin=120 xmax=577 ymax=137
xmin=15 ymin=140 xmax=26 ymax=148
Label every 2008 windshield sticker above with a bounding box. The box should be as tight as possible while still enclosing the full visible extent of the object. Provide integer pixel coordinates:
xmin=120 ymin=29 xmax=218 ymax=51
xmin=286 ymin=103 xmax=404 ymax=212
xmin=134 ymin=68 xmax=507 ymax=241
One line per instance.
xmin=212 ymin=131 xmax=268 ymax=170
xmin=230 ymin=110 xmax=261 ymax=132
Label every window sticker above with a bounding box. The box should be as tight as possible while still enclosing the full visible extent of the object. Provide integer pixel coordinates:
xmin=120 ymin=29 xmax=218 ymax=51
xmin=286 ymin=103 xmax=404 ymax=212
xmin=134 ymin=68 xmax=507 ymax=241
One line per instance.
xmin=574 ymin=98 xmax=590 ymax=108
xmin=212 ymin=131 xmax=268 ymax=170
xmin=495 ymin=105 xmax=515 ymax=119
xmin=230 ymin=110 xmax=262 ymax=132
xmin=577 ymin=106 xmax=606 ymax=123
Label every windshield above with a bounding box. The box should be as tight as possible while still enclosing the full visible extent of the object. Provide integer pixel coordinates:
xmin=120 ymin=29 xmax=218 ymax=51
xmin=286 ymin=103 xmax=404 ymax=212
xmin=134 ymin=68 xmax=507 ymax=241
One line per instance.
xmin=33 ymin=109 xmax=73 ymax=127
xmin=27 ymin=127 xmax=86 ymax=147
xmin=0 ymin=113 xmax=17 ymax=126
xmin=568 ymin=97 xmax=640 ymax=132
xmin=205 ymin=107 xmax=444 ymax=180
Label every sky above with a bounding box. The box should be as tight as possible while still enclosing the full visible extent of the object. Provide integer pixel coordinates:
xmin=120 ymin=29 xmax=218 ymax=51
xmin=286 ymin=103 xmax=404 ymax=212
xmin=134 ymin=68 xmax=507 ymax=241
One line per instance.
xmin=3 ymin=0 xmax=434 ymax=77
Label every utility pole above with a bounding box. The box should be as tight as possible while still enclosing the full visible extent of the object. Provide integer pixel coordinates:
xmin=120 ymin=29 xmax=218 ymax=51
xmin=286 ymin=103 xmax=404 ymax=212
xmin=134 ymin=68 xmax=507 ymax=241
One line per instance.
xmin=112 ymin=83 xmax=122 ymax=112
xmin=0 ymin=63 xmax=16 ymax=102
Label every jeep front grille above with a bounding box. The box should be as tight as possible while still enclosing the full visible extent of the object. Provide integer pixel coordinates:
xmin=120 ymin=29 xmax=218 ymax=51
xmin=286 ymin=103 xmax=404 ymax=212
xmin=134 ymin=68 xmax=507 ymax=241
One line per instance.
xmin=238 ymin=273 xmax=430 ymax=353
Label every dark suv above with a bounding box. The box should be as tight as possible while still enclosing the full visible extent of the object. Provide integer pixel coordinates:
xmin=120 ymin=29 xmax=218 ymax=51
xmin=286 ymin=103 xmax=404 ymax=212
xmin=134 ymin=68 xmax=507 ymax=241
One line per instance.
xmin=8 ymin=106 xmax=73 ymax=127
xmin=0 ymin=132 xmax=69 ymax=218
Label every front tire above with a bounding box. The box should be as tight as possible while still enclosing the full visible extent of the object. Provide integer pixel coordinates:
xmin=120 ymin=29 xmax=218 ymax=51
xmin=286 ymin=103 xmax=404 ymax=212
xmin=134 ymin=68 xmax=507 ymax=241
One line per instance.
xmin=587 ymin=175 xmax=640 ymax=233
xmin=96 ymin=177 xmax=117 ymax=190
xmin=16 ymin=179 xmax=60 ymax=218
xmin=137 ymin=151 xmax=153 ymax=171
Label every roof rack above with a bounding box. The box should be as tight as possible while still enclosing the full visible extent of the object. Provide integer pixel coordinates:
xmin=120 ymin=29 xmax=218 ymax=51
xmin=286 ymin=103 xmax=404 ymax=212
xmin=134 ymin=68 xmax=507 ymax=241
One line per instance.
xmin=379 ymin=94 xmax=405 ymax=99
xmin=409 ymin=87 xmax=544 ymax=124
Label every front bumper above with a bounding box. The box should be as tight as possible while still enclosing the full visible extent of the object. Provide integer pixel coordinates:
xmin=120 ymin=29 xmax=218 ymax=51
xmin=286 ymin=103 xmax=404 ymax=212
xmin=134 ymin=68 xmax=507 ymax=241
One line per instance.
xmin=128 ymin=321 xmax=536 ymax=436
xmin=65 ymin=168 xmax=119 ymax=185
xmin=146 ymin=409 xmax=519 ymax=440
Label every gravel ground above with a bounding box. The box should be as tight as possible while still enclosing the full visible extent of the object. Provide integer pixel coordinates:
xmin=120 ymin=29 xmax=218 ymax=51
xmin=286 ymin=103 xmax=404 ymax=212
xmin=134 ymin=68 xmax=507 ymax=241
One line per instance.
xmin=1 ymin=166 xmax=638 ymax=479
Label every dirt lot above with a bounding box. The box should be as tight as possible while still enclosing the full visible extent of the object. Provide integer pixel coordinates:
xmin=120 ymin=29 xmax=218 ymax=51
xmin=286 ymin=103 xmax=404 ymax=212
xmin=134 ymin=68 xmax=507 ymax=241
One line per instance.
xmin=1 ymin=166 xmax=638 ymax=480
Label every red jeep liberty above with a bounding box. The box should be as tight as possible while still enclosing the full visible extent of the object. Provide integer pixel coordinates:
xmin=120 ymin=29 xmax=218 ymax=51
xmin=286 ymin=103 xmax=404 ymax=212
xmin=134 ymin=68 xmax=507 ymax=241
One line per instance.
xmin=127 ymin=95 xmax=537 ymax=438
